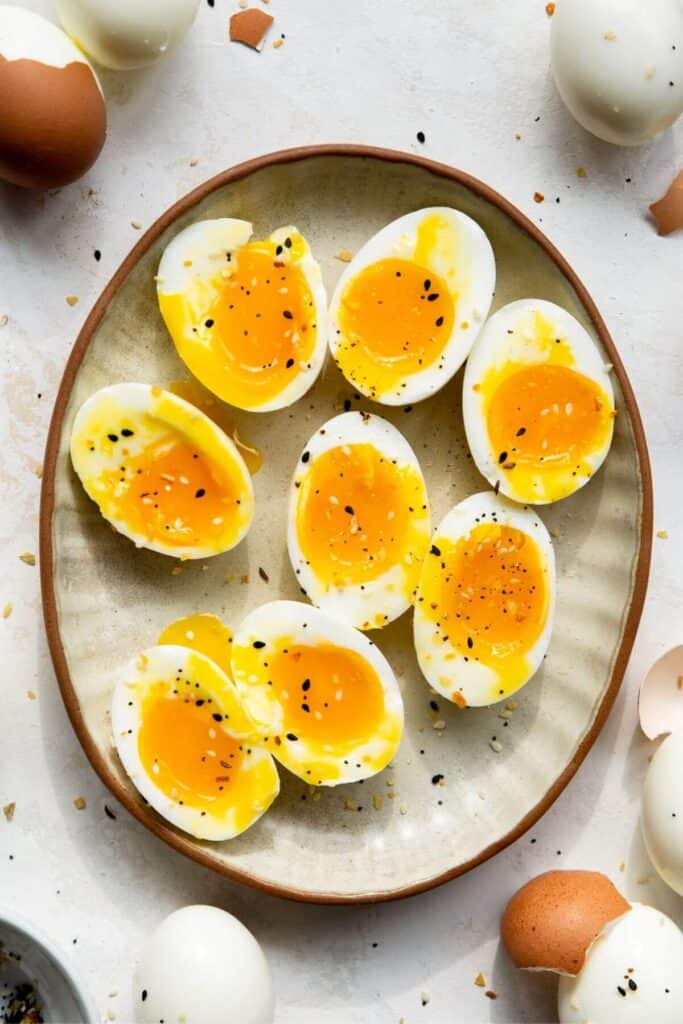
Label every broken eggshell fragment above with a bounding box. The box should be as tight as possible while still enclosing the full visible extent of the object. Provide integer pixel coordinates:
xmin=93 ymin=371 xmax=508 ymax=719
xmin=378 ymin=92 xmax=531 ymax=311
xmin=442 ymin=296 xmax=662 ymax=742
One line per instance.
xmin=501 ymin=870 xmax=631 ymax=975
xmin=638 ymin=644 xmax=683 ymax=740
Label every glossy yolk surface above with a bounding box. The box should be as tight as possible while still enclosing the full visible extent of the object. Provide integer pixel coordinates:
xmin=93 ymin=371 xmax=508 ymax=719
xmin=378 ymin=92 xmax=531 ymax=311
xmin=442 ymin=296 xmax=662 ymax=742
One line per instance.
xmin=161 ymin=234 xmax=317 ymax=408
xmin=336 ymin=257 xmax=454 ymax=397
xmin=158 ymin=614 xmax=233 ymax=679
xmin=296 ymin=443 xmax=428 ymax=588
xmin=268 ymin=642 xmax=385 ymax=750
xmin=486 ymin=364 xmax=613 ymax=488
xmin=138 ymin=681 xmax=245 ymax=815
xmin=168 ymin=380 xmax=262 ymax=474
xmin=420 ymin=523 xmax=549 ymax=694
xmin=99 ymin=430 xmax=245 ymax=548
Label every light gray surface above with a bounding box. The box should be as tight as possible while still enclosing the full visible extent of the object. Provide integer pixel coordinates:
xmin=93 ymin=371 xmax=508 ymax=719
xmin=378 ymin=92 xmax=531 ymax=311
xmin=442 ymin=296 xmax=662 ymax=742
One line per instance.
xmin=1 ymin=1 xmax=682 ymax=1021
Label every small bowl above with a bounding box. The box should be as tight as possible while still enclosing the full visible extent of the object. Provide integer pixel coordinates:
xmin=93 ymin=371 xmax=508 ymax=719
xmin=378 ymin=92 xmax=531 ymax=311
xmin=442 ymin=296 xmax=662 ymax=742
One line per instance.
xmin=0 ymin=909 xmax=98 ymax=1023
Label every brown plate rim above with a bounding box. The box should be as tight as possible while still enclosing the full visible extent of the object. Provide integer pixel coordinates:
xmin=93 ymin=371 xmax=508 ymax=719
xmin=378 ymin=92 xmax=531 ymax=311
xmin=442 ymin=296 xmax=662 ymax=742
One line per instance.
xmin=39 ymin=143 xmax=653 ymax=905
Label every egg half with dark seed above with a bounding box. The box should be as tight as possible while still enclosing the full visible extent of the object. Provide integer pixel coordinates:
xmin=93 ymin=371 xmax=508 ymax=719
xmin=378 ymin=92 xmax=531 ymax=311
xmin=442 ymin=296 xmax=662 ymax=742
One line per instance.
xmin=70 ymin=382 xmax=254 ymax=558
xmin=231 ymin=601 xmax=404 ymax=785
xmin=413 ymin=491 xmax=555 ymax=707
xmin=157 ymin=218 xmax=327 ymax=412
xmin=287 ymin=411 xmax=431 ymax=630
xmin=111 ymin=644 xmax=279 ymax=841
xmin=329 ymin=207 xmax=495 ymax=405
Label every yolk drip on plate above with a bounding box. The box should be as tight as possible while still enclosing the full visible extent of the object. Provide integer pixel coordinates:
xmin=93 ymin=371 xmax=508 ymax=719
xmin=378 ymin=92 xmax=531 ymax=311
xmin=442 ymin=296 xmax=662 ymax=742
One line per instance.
xmin=137 ymin=680 xmax=248 ymax=817
xmin=478 ymin=313 xmax=614 ymax=501
xmin=335 ymin=216 xmax=458 ymax=397
xmin=419 ymin=523 xmax=550 ymax=698
xmin=98 ymin=428 xmax=246 ymax=549
xmin=158 ymin=613 xmax=233 ymax=679
xmin=267 ymin=642 xmax=386 ymax=751
xmin=167 ymin=380 xmax=262 ymax=474
xmin=295 ymin=443 xmax=428 ymax=589
xmin=160 ymin=233 xmax=318 ymax=409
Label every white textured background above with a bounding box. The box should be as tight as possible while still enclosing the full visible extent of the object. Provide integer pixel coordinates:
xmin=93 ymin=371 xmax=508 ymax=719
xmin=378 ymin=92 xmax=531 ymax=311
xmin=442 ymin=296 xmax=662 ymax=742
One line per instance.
xmin=1 ymin=1 xmax=682 ymax=1021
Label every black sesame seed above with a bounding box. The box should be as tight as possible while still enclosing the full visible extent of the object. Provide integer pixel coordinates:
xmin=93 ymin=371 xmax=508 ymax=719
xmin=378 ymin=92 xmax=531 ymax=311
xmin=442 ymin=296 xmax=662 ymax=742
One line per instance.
xmin=284 ymin=237 xmax=292 ymax=248
xmin=431 ymin=774 xmax=444 ymax=785
xmin=104 ymin=804 xmax=117 ymax=820
xmin=429 ymin=700 xmax=439 ymax=711
xmin=423 ymin=279 xmax=431 ymax=290
xmin=628 ymin=979 xmax=637 ymax=992
xmin=195 ymin=488 xmax=206 ymax=498
xmin=212 ymin=713 xmax=223 ymax=722
xmin=498 ymin=451 xmax=508 ymax=464
xmin=253 ymin=641 xmax=266 ymax=649
xmin=205 ymin=318 xmax=214 ymax=328
xmin=435 ymin=316 xmax=444 ymax=327
xmin=427 ymin=293 xmax=439 ymax=302
xmin=416 ymin=130 xmax=425 ymax=143
xmin=107 ymin=433 xmax=118 ymax=442
xmin=141 ymin=991 xmax=148 ymax=1003
xmin=344 ymin=505 xmax=354 ymax=515
xmin=286 ymin=358 xmax=295 ymax=368
xmin=617 ymin=986 xmax=627 ymax=997
xmin=286 ymin=733 xmax=298 ymax=741
xmin=301 ymin=451 xmax=310 ymax=463
xmin=275 ymin=245 xmax=283 ymax=256
xmin=94 ymin=249 xmax=102 ymax=261
xmin=430 ymin=544 xmax=441 ymax=556
xmin=302 ymin=679 xmax=311 ymax=691
xmin=283 ymin=310 xmax=293 ymax=319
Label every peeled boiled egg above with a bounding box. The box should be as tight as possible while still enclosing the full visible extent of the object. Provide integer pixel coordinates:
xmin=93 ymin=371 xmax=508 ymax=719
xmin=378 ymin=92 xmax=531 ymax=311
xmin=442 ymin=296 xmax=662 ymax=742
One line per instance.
xmin=0 ymin=5 xmax=106 ymax=189
xmin=231 ymin=601 xmax=404 ymax=785
xmin=56 ymin=0 xmax=199 ymax=71
xmin=70 ymin=383 xmax=254 ymax=559
xmin=501 ymin=870 xmax=631 ymax=976
xmin=551 ymin=0 xmax=683 ymax=147
xmin=641 ymin=729 xmax=683 ymax=897
xmin=463 ymin=299 xmax=615 ymax=504
xmin=287 ymin=411 xmax=431 ymax=630
xmin=413 ymin=491 xmax=555 ymax=707
xmin=112 ymin=644 xmax=279 ymax=841
xmin=558 ymin=903 xmax=683 ymax=1024
xmin=135 ymin=905 xmax=274 ymax=1024
xmin=157 ymin=219 xmax=327 ymax=412
xmin=329 ymin=208 xmax=495 ymax=405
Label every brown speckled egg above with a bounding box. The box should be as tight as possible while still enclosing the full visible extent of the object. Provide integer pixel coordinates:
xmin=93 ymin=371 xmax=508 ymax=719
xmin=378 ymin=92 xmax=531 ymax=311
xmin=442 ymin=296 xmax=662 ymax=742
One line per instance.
xmin=501 ymin=870 xmax=631 ymax=975
xmin=0 ymin=5 xmax=106 ymax=190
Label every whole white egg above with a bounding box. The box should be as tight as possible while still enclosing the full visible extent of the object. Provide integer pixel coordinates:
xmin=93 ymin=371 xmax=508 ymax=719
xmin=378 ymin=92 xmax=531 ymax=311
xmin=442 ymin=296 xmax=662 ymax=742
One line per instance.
xmin=56 ymin=0 xmax=200 ymax=70
xmin=558 ymin=903 xmax=683 ymax=1023
xmin=135 ymin=905 xmax=275 ymax=1024
xmin=551 ymin=0 xmax=683 ymax=146
xmin=642 ymin=729 xmax=683 ymax=896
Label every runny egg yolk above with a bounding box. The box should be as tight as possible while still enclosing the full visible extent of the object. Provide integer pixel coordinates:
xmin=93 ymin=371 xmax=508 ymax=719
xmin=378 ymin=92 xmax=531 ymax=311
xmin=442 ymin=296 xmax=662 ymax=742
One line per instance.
xmin=99 ymin=430 xmax=245 ymax=548
xmin=158 ymin=614 xmax=233 ymax=679
xmin=420 ymin=524 xmax=549 ymax=696
xmin=138 ymin=681 xmax=245 ymax=815
xmin=161 ymin=234 xmax=317 ymax=409
xmin=336 ymin=254 xmax=454 ymax=397
xmin=269 ymin=642 xmax=385 ymax=751
xmin=296 ymin=443 xmax=427 ymax=588
xmin=486 ymin=364 xmax=613 ymax=489
xmin=478 ymin=312 xmax=614 ymax=501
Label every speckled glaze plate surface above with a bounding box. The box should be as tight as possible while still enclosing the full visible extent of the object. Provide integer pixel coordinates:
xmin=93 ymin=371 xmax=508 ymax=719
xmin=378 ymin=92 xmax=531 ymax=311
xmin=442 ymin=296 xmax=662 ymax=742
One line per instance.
xmin=41 ymin=146 xmax=652 ymax=903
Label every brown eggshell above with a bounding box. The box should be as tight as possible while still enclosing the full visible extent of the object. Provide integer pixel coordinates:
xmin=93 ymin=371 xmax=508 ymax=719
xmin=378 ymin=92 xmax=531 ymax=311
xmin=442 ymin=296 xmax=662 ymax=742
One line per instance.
xmin=0 ymin=55 xmax=106 ymax=189
xmin=501 ymin=870 xmax=631 ymax=975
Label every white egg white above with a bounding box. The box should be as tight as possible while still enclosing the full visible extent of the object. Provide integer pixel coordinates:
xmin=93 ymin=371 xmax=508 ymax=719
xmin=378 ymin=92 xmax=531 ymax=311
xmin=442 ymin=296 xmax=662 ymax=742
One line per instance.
xmin=413 ymin=491 xmax=555 ymax=707
xmin=551 ymin=0 xmax=683 ymax=147
xmin=463 ymin=298 xmax=615 ymax=505
xmin=231 ymin=601 xmax=404 ymax=785
xmin=111 ymin=644 xmax=279 ymax=842
xmin=157 ymin=218 xmax=328 ymax=412
xmin=70 ymin=382 xmax=254 ymax=559
xmin=329 ymin=207 xmax=496 ymax=404
xmin=287 ymin=411 xmax=431 ymax=630
xmin=558 ymin=904 xmax=683 ymax=1024
xmin=641 ymin=730 xmax=683 ymax=897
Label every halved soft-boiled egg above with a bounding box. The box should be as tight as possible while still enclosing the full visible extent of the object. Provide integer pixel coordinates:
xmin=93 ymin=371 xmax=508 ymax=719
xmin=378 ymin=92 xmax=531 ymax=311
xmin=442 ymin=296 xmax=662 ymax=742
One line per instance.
xmin=328 ymin=207 xmax=496 ymax=405
xmin=70 ymin=383 xmax=254 ymax=559
xmin=231 ymin=601 xmax=404 ymax=785
xmin=413 ymin=492 xmax=555 ymax=707
xmin=287 ymin=411 xmax=431 ymax=630
xmin=157 ymin=218 xmax=327 ymax=412
xmin=111 ymin=644 xmax=279 ymax=841
xmin=463 ymin=299 xmax=615 ymax=504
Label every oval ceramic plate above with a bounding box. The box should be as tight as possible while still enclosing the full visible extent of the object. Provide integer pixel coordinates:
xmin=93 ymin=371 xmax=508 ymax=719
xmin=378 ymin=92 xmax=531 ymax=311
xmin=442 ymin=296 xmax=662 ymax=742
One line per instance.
xmin=41 ymin=146 xmax=652 ymax=903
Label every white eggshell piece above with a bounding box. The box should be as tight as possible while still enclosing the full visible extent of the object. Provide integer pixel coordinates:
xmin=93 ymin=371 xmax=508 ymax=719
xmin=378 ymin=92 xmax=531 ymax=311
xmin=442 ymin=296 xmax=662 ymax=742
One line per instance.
xmin=638 ymin=645 xmax=683 ymax=740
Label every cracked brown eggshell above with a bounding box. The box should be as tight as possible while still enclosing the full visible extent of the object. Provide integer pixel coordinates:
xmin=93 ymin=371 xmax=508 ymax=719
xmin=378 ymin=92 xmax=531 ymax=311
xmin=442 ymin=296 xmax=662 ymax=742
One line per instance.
xmin=501 ymin=870 xmax=631 ymax=976
xmin=0 ymin=5 xmax=106 ymax=189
